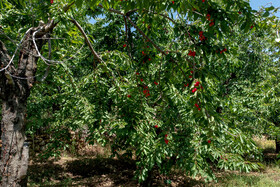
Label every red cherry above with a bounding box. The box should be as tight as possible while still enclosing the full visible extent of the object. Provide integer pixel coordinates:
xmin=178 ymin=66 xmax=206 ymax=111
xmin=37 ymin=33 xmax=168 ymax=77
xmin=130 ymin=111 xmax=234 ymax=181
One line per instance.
xmin=141 ymin=78 xmax=144 ymax=82
xmin=136 ymin=72 xmax=140 ymax=75
xmin=194 ymin=81 xmax=200 ymax=87
xmin=238 ymin=11 xmax=241 ymax=14
xmin=165 ymin=134 xmax=168 ymax=137
xmin=202 ymin=0 xmax=205 ymax=2
xmin=190 ymin=70 xmax=194 ymax=74
xmin=250 ymin=25 xmax=254 ymax=29
xmin=198 ymin=108 xmax=201 ymax=111
xmin=142 ymin=51 xmax=145 ymax=55
xmin=148 ymin=58 xmax=151 ymax=61
xmin=164 ymin=139 xmax=169 ymax=144
xmin=192 ymin=88 xmax=197 ymax=93
xmin=208 ymin=140 xmax=211 ymax=144
xmin=154 ymin=81 xmax=158 ymax=85
xmin=123 ymin=44 xmax=127 ymax=48
xmin=154 ymin=125 xmax=159 ymax=128
xmin=127 ymin=94 xmax=131 ymax=98
xmin=195 ymin=103 xmax=199 ymax=108
xmin=172 ymin=1 xmax=174 ymax=4
xmin=206 ymin=14 xmax=211 ymax=20
xmin=189 ymin=75 xmax=192 ymax=78
xmin=50 ymin=0 xmax=53 ymax=4
xmin=209 ymin=22 xmax=215 ymax=27
xmin=188 ymin=50 xmax=196 ymax=57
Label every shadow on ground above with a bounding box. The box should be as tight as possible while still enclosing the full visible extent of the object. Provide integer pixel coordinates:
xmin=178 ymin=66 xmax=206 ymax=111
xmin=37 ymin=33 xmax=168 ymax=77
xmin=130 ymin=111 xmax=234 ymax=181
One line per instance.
xmin=27 ymin=157 xmax=205 ymax=186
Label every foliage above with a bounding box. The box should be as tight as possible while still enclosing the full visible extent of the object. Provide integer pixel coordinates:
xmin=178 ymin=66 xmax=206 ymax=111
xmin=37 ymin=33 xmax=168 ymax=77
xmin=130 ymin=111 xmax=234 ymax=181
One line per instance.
xmin=1 ymin=0 xmax=279 ymax=183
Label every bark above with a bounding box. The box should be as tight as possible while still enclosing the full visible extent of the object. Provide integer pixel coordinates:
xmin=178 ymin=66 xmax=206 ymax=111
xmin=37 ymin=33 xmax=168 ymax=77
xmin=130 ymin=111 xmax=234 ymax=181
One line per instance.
xmin=0 ymin=21 xmax=55 ymax=186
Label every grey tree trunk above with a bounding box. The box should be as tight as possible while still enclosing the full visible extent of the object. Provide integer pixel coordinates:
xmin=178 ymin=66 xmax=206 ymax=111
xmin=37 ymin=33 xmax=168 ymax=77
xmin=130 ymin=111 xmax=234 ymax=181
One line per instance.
xmin=0 ymin=21 xmax=55 ymax=186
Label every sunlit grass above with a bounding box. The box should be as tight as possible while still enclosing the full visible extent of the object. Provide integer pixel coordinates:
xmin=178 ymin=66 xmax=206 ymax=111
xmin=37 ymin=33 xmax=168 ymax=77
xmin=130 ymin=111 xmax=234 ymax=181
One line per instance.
xmin=254 ymin=136 xmax=276 ymax=153
xmin=213 ymin=164 xmax=280 ymax=187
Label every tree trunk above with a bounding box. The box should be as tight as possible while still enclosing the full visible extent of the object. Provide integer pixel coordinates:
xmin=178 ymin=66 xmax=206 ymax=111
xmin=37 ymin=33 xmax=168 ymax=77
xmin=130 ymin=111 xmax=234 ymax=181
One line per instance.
xmin=1 ymin=98 xmax=29 ymax=186
xmin=0 ymin=21 xmax=55 ymax=186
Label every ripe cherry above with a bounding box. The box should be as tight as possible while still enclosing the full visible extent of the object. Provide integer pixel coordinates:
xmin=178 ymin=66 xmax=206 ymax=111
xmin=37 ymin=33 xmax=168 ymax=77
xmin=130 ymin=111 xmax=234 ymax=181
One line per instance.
xmin=192 ymin=88 xmax=197 ymax=93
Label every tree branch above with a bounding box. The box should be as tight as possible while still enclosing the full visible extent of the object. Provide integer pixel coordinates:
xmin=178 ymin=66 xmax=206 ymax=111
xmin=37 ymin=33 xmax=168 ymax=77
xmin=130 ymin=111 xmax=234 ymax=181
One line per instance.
xmin=70 ymin=17 xmax=104 ymax=66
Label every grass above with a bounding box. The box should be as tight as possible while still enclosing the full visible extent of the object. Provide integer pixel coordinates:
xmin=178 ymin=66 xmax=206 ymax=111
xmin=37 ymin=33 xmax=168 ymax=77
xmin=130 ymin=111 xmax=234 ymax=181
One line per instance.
xmin=254 ymin=136 xmax=276 ymax=153
xmin=212 ymin=164 xmax=280 ymax=187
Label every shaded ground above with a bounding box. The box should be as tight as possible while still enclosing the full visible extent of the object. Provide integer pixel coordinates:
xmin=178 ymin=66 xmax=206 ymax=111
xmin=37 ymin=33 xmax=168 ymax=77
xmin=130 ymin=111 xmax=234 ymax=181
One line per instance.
xmin=27 ymin=153 xmax=280 ymax=187
xmin=27 ymin=156 xmax=205 ymax=186
xmin=27 ymin=137 xmax=279 ymax=186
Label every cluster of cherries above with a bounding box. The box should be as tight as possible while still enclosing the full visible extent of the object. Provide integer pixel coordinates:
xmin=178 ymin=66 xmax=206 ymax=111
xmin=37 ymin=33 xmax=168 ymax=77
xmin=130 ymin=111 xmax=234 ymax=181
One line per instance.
xmin=206 ymin=14 xmax=215 ymax=27
xmin=199 ymin=31 xmax=206 ymax=41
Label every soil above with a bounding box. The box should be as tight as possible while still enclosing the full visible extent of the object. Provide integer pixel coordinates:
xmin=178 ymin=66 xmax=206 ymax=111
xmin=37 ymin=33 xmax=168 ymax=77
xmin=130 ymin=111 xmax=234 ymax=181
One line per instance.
xmin=27 ymin=156 xmax=205 ymax=187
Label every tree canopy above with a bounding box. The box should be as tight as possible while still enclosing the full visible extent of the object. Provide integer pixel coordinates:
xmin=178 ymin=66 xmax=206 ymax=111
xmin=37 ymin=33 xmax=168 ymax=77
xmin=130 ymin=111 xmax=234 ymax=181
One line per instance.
xmin=0 ymin=0 xmax=279 ymax=185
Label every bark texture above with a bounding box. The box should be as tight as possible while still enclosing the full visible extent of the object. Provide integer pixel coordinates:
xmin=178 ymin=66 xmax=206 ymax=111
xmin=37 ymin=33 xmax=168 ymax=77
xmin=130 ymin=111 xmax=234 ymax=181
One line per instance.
xmin=0 ymin=21 xmax=55 ymax=186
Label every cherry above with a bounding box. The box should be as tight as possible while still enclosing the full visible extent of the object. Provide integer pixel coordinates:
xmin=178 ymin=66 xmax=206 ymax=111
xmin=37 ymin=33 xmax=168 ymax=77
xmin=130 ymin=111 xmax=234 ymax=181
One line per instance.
xmin=192 ymin=88 xmax=197 ymax=93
